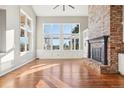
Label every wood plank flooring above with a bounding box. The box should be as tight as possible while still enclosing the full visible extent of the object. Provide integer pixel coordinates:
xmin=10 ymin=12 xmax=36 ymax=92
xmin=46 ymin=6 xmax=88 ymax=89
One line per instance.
xmin=0 ymin=59 xmax=124 ymax=88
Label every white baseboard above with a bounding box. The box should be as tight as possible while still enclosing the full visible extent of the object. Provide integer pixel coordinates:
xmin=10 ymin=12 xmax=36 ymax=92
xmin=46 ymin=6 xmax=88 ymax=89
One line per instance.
xmin=0 ymin=58 xmax=35 ymax=77
xmin=39 ymin=57 xmax=83 ymax=60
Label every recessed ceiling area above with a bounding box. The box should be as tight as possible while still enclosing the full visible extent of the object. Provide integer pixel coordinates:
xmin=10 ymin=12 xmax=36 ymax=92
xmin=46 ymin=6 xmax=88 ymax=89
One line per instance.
xmin=32 ymin=5 xmax=88 ymax=16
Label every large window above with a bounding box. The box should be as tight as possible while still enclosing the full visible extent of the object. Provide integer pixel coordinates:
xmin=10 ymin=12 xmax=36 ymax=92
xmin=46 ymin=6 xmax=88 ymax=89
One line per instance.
xmin=43 ymin=23 xmax=80 ymax=50
xmin=20 ymin=9 xmax=32 ymax=55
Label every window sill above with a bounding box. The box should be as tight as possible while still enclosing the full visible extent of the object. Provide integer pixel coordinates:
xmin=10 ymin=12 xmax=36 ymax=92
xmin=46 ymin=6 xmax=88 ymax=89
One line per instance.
xmin=20 ymin=51 xmax=30 ymax=56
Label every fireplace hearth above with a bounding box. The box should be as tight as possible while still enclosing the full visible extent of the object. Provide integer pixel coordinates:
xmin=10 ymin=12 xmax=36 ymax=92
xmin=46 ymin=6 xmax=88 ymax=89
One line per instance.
xmin=88 ymin=36 xmax=109 ymax=65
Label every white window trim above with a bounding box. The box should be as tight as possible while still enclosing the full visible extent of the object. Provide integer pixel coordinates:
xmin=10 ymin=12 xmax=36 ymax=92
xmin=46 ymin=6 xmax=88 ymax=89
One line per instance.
xmin=19 ymin=9 xmax=33 ymax=56
xmin=43 ymin=23 xmax=80 ymax=51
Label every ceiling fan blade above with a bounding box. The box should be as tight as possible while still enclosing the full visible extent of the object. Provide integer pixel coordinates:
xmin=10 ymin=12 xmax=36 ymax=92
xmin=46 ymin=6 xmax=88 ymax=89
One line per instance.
xmin=63 ymin=5 xmax=65 ymax=11
xmin=53 ymin=5 xmax=75 ymax=11
xmin=68 ymin=5 xmax=75 ymax=9
xmin=53 ymin=5 xmax=60 ymax=9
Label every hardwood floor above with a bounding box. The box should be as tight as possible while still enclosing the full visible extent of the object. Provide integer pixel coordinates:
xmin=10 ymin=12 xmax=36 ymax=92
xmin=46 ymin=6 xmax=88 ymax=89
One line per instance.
xmin=0 ymin=59 xmax=124 ymax=88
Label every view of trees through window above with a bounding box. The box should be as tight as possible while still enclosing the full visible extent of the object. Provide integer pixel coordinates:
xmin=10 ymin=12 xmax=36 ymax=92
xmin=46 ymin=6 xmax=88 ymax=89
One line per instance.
xmin=43 ymin=23 xmax=80 ymax=50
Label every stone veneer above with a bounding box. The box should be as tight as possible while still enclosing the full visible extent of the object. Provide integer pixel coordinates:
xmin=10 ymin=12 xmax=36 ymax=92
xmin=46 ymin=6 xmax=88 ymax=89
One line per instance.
xmin=88 ymin=5 xmax=123 ymax=73
xmin=88 ymin=5 xmax=110 ymax=39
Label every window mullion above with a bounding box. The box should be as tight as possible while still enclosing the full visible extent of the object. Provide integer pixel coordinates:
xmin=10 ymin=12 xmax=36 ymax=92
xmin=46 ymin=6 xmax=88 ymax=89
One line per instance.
xmin=70 ymin=37 xmax=72 ymax=50
xmin=51 ymin=35 xmax=53 ymax=50
xmin=74 ymin=38 xmax=76 ymax=50
xmin=60 ymin=24 xmax=63 ymax=50
xmin=77 ymin=36 xmax=80 ymax=50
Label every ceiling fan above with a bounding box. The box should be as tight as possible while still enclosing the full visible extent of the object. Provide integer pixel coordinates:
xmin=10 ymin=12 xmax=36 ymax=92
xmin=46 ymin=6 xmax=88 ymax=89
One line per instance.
xmin=53 ymin=5 xmax=75 ymax=11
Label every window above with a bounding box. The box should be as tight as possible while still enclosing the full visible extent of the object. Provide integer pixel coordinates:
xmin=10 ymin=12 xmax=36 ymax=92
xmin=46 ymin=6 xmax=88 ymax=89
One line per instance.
xmin=20 ymin=9 xmax=32 ymax=55
xmin=43 ymin=23 xmax=80 ymax=50
xmin=63 ymin=39 xmax=71 ymax=50
xmin=52 ymin=39 xmax=60 ymax=50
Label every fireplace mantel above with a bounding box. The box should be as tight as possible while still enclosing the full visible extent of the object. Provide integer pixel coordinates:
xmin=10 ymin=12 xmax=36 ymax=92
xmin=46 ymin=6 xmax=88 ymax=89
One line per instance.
xmin=87 ymin=36 xmax=109 ymax=65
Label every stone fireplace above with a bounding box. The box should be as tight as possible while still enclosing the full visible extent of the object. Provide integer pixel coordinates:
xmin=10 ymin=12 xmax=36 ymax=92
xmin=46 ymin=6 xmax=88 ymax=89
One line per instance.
xmin=87 ymin=5 xmax=123 ymax=73
xmin=88 ymin=36 xmax=109 ymax=65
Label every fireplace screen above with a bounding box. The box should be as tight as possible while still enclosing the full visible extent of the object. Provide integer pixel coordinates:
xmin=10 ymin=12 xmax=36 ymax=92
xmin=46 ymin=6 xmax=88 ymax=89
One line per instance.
xmin=88 ymin=36 xmax=108 ymax=65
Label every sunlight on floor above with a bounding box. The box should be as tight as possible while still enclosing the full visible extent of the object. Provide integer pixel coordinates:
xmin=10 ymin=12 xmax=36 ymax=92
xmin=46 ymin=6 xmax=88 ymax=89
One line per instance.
xmin=45 ymin=76 xmax=71 ymax=88
xmin=17 ymin=64 xmax=59 ymax=77
xmin=30 ymin=64 xmax=47 ymax=69
xmin=35 ymin=80 xmax=50 ymax=88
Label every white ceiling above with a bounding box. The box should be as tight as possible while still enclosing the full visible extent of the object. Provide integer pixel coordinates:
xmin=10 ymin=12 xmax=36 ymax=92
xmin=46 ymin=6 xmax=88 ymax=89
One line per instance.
xmin=32 ymin=5 xmax=88 ymax=16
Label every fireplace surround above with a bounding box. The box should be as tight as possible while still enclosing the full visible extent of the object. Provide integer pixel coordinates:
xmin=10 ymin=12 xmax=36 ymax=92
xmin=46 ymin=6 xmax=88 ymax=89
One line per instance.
xmin=88 ymin=36 xmax=109 ymax=65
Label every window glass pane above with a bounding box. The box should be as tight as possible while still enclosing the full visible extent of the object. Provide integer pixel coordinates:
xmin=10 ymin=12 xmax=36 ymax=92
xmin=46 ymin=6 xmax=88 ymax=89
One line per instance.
xmin=63 ymin=24 xmax=72 ymax=34
xmin=27 ymin=32 xmax=31 ymax=51
xmin=52 ymin=39 xmax=60 ymax=50
xmin=44 ymin=24 xmax=61 ymax=34
xmin=20 ymin=43 xmax=25 ymax=52
xmin=75 ymin=38 xmax=79 ymax=50
xmin=20 ymin=29 xmax=25 ymax=37
xmin=51 ymin=24 xmax=61 ymax=34
xmin=72 ymin=39 xmax=75 ymax=50
xmin=20 ymin=37 xmax=29 ymax=52
xmin=44 ymin=24 xmax=51 ymax=34
xmin=27 ymin=44 xmax=29 ymax=51
xmin=63 ymin=39 xmax=71 ymax=50
xmin=72 ymin=24 xmax=79 ymax=34
xmin=20 ymin=13 xmax=26 ymax=27
xmin=44 ymin=37 xmax=51 ymax=50
xmin=63 ymin=24 xmax=79 ymax=34
xmin=20 ymin=37 xmax=28 ymax=44
xmin=27 ymin=32 xmax=31 ymax=43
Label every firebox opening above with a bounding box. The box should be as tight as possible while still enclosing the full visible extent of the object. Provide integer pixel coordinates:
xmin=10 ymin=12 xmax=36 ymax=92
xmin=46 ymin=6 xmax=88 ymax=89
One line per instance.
xmin=88 ymin=36 xmax=109 ymax=65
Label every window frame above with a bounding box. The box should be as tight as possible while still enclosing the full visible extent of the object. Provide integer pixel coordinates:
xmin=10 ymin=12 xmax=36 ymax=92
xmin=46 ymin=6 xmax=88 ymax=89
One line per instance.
xmin=19 ymin=9 xmax=33 ymax=56
xmin=43 ymin=23 xmax=80 ymax=51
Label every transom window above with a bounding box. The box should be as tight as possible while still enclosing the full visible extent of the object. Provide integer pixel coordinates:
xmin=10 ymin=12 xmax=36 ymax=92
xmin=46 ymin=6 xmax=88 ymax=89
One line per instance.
xmin=20 ymin=9 xmax=32 ymax=55
xmin=43 ymin=23 xmax=80 ymax=50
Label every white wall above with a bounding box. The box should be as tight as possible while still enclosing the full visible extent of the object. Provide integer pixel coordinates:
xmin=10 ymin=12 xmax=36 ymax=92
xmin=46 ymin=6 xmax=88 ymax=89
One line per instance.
xmin=0 ymin=5 xmax=36 ymax=76
xmin=0 ymin=9 xmax=6 ymax=53
xmin=0 ymin=10 xmax=2 ymax=52
xmin=36 ymin=16 xmax=88 ymax=59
